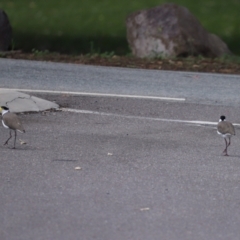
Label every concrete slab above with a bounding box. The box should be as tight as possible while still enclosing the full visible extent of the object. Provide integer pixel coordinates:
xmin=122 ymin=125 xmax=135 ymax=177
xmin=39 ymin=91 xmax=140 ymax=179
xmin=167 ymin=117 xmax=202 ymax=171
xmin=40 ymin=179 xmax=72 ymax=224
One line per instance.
xmin=0 ymin=89 xmax=59 ymax=113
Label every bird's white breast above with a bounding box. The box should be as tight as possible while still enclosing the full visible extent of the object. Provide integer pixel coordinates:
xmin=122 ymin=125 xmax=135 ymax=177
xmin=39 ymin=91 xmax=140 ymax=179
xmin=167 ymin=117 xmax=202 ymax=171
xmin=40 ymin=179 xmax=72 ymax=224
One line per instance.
xmin=2 ymin=120 xmax=9 ymax=129
xmin=217 ymin=130 xmax=231 ymax=138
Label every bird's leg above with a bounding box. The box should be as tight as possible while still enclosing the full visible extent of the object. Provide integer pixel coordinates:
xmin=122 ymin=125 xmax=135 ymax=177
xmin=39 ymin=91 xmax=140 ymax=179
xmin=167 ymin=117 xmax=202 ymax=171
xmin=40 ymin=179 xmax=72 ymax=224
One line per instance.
xmin=222 ymin=138 xmax=227 ymax=153
xmin=223 ymin=138 xmax=229 ymax=156
xmin=12 ymin=130 xmax=17 ymax=149
xmin=224 ymin=137 xmax=231 ymax=156
xmin=227 ymin=137 xmax=231 ymax=147
xmin=4 ymin=130 xmax=12 ymax=145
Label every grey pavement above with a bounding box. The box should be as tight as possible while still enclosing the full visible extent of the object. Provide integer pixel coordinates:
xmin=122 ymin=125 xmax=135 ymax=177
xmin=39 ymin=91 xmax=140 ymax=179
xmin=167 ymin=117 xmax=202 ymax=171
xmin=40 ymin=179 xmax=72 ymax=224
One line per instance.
xmin=1 ymin=58 xmax=240 ymax=240
xmin=0 ymin=58 xmax=240 ymax=108
xmin=1 ymin=100 xmax=240 ymax=240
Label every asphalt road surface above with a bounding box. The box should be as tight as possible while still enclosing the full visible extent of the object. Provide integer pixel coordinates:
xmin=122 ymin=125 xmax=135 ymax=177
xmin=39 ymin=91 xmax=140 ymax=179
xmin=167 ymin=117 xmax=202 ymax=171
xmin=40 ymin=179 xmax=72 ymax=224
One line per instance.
xmin=1 ymin=59 xmax=240 ymax=240
xmin=1 ymin=95 xmax=240 ymax=240
xmin=1 ymin=58 xmax=240 ymax=106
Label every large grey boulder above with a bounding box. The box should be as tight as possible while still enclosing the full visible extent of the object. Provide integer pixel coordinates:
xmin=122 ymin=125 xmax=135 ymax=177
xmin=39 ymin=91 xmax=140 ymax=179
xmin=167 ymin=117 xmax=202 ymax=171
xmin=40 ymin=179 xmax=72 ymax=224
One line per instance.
xmin=0 ymin=9 xmax=12 ymax=51
xmin=126 ymin=3 xmax=232 ymax=58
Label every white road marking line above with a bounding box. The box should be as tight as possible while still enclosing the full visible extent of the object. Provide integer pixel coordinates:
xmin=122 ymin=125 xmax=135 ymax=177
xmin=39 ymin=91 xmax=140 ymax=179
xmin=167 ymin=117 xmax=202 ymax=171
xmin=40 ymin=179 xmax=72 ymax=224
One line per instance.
xmin=61 ymin=108 xmax=240 ymax=127
xmin=0 ymin=88 xmax=185 ymax=102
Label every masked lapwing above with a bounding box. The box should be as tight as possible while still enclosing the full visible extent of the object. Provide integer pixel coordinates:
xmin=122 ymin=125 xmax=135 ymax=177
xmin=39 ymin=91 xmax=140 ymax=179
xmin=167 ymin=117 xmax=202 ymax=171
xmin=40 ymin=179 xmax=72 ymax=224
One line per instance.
xmin=217 ymin=115 xmax=235 ymax=156
xmin=0 ymin=106 xmax=25 ymax=149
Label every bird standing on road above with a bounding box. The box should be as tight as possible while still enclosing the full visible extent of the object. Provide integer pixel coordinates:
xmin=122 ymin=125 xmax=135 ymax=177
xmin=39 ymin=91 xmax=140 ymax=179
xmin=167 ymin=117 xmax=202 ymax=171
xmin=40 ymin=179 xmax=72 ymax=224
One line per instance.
xmin=217 ymin=115 xmax=235 ymax=156
xmin=0 ymin=106 xmax=25 ymax=149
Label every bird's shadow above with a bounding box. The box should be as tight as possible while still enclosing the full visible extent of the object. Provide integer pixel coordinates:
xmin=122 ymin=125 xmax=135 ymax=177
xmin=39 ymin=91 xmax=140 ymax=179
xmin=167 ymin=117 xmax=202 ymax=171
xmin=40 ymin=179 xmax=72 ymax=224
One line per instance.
xmin=216 ymin=153 xmax=240 ymax=158
xmin=52 ymin=159 xmax=78 ymax=162
xmin=1 ymin=145 xmax=43 ymax=151
xmin=225 ymin=154 xmax=240 ymax=158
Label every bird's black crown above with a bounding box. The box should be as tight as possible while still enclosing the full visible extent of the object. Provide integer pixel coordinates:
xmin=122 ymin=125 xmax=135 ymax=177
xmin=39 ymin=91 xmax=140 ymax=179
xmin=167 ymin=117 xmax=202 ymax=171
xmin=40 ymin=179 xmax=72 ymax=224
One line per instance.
xmin=220 ymin=115 xmax=226 ymax=121
xmin=1 ymin=106 xmax=9 ymax=110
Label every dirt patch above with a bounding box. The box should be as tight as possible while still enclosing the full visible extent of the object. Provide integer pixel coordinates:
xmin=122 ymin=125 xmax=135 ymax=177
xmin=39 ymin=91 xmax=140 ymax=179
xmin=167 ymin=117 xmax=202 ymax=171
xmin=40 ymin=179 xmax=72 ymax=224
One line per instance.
xmin=1 ymin=51 xmax=240 ymax=74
